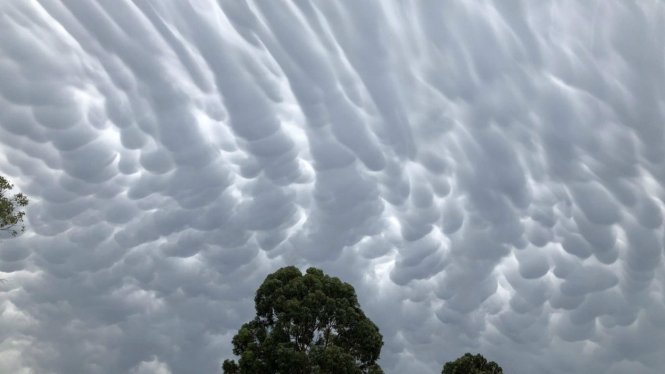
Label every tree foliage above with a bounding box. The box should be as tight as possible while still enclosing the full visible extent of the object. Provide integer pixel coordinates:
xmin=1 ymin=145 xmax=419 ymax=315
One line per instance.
xmin=223 ymin=266 xmax=384 ymax=374
xmin=0 ymin=175 xmax=28 ymax=239
xmin=442 ymin=353 xmax=503 ymax=374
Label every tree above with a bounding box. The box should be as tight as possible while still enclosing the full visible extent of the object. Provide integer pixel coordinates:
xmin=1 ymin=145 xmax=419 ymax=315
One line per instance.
xmin=442 ymin=353 xmax=503 ymax=374
xmin=0 ymin=175 xmax=28 ymax=239
xmin=223 ymin=266 xmax=384 ymax=374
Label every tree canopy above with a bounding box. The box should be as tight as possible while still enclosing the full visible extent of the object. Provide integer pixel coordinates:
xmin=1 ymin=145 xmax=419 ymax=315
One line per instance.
xmin=223 ymin=266 xmax=384 ymax=374
xmin=442 ymin=353 xmax=503 ymax=374
xmin=0 ymin=175 xmax=28 ymax=239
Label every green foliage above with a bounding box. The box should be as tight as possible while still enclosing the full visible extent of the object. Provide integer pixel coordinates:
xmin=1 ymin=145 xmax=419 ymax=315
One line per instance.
xmin=222 ymin=359 xmax=240 ymax=374
xmin=0 ymin=175 xmax=28 ymax=239
xmin=223 ymin=266 xmax=384 ymax=374
xmin=442 ymin=353 xmax=503 ymax=374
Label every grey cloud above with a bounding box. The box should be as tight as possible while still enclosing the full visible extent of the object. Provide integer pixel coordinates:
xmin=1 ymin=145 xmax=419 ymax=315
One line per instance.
xmin=1 ymin=1 xmax=664 ymax=374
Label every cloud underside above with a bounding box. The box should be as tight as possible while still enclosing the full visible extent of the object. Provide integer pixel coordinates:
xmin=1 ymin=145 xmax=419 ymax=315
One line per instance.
xmin=0 ymin=1 xmax=664 ymax=374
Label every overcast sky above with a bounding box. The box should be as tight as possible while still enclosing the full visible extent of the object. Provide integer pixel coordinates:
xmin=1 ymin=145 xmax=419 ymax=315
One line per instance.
xmin=0 ymin=1 xmax=664 ymax=373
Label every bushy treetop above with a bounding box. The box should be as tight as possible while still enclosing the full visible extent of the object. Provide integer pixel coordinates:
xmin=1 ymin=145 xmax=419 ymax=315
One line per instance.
xmin=223 ymin=266 xmax=384 ymax=374
xmin=442 ymin=353 xmax=503 ymax=374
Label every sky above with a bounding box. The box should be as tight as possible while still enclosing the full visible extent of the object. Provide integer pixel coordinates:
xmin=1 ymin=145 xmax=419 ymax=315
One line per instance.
xmin=0 ymin=1 xmax=664 ymax=373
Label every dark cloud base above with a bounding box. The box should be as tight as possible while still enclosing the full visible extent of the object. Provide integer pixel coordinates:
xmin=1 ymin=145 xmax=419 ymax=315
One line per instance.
xmin=1 ymin=1 xmax=664 ymax=374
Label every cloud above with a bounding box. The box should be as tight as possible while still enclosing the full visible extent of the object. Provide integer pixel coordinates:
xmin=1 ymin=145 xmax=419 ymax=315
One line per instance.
xmin=1 ymin=1 xmax=664 ymax=374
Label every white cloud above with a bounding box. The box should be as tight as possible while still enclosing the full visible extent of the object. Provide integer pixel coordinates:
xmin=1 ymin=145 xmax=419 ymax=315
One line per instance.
xmin=1 ymin=1 xmax=664 ymax=373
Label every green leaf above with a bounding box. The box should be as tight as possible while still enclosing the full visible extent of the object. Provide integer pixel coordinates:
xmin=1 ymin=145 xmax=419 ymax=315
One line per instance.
xmin=442 ymin=353 xmax=504 ymax=374
xmin=0 ymin=175 xmax=29 ymax=238
xmin=226 ymin=266 xmax=384 ymax=374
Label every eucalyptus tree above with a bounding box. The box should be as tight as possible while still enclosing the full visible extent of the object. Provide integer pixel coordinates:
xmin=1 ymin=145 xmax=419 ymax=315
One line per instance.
xmin=223 ymin=266 xmax=384 ymax=374
xmin=0 ymin=175 xmax=28 ymax=283
xmin=442 ymin=353 xmax=504 ymax=374
xmin=0 ymin=175 xmax=28 ymax=238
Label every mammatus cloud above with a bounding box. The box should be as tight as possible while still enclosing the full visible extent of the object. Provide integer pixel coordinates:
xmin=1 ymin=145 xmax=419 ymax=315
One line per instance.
xmin=0 ymin=1 xmax=664 ymax=373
